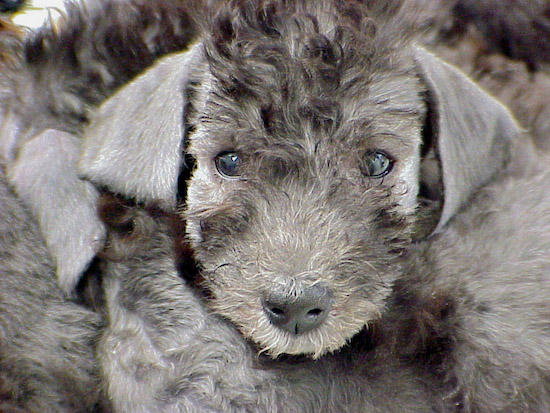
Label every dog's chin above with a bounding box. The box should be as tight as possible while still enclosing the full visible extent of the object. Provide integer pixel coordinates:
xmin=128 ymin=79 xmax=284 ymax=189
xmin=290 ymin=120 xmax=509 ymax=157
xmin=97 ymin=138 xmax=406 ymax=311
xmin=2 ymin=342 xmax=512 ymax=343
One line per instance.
xmin=207 ymin=289 xmax=382 ymax=359
xmin=241 ymin=317 xmax=370 ymax=360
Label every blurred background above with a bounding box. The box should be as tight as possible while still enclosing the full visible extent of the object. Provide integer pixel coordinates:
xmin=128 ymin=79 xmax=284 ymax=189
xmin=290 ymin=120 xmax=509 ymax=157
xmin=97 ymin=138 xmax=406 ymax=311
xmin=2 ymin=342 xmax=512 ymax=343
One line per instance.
xmin=1 ymin=0 xmax=65 ymax=28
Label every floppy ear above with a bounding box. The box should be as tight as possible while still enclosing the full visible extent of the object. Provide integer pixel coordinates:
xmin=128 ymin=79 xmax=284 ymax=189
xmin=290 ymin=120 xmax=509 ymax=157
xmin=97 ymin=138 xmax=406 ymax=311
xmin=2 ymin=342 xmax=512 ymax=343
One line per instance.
xmin=6 ymin=128 xmax=105 ymax=295
xmin=79 ymin=43 xmax=204 ymax=208
xmin=414 ymin=47 xmax=523 ymax=233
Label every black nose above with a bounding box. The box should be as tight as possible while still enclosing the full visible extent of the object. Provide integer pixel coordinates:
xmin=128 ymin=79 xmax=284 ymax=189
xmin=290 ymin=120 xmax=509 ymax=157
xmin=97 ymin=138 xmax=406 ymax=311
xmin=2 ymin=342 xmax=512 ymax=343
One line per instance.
xmin=262 ymin=284 xmax=332 ymax=335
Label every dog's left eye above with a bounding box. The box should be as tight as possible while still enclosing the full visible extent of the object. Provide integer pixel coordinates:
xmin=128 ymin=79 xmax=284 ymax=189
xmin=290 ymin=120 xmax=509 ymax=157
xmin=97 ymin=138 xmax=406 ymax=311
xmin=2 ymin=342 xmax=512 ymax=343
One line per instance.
xmin=361 ymin=151 xmax=393 ymax=178
xmin=215 ymin=152 xmax=241 ymax=178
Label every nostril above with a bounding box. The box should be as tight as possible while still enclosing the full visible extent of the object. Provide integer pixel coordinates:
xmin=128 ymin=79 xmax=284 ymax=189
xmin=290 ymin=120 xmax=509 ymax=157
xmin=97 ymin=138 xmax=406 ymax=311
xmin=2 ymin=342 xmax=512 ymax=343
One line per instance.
xmin=270 ymin=307 xmax=285 ymax=316
xmin=262 ymin=284 xmax=333 ymax=335
xmin=306 ymin=308 xmax=324 ymax=318
xmin=263 ymin=300 xmax=289 ymax=325
xmin=266 ymin=305 xmax=286 ymax=319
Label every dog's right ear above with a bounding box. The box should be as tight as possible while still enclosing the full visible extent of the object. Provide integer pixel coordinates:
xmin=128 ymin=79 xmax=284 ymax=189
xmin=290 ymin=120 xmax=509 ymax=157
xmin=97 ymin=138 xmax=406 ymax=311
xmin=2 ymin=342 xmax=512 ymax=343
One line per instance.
xmin=414 ymin=48 xmax=523 ymax=234
xmin=80 ymin=43 xmax=204 ymax=208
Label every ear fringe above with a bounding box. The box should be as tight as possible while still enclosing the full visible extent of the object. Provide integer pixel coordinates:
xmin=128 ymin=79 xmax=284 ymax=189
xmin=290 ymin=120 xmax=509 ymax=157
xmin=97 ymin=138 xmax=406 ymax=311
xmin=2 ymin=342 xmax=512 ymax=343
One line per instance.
xmin=414 ymin=47 xmax=523 ymax=233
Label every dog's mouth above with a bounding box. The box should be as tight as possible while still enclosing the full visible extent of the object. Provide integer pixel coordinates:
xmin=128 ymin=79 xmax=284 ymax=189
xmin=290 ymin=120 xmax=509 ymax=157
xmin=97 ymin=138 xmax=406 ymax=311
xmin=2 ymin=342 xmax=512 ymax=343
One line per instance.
xmin=236 ymin=297 xmax=380 ymax=359
xmin=191 ymin=270 xmax=383 ymax=357
xmin=189 ymin=256 xmax=387 ymax=358
xmin=192 ymin=276 xmax=381 ymax=358
xmin=253 ymin=323 xmax=378 ymax=363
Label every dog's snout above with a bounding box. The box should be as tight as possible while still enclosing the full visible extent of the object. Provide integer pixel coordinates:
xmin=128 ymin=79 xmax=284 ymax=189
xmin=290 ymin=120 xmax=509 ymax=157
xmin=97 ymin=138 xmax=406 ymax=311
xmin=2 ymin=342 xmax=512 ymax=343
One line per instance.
xmin=262 ymin=284 xmax=332 ymax=335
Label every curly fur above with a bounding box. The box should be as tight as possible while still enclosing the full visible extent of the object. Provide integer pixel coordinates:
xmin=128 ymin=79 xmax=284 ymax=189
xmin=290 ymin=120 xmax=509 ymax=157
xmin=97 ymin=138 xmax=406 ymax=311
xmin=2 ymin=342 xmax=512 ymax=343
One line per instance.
xmin=1 ymin=0 xmax=550 ymax=412
xmin=421 ymin=0 xmax=550 ymax=152
xmin=0 ymin=0 xmax=204 ymax=294
xmin=452 ymin=0 xmax=550 ymax=68
xmin=0 ymin=0 xmax=199 ymax=134
xmin=94 ymin=194 xmax=448 ymax=412
xmin=181 ymin=3 xmax=550 ymax=410
xmin=184 ymin=0 xmax=429 ymax=359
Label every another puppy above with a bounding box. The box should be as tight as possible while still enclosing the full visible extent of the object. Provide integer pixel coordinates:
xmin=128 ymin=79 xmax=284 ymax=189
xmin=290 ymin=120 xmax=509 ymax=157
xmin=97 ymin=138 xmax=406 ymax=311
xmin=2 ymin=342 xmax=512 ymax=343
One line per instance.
xmin=385 ymin=156 xmax=550 ymax=411
xmin=0 ymin=162 xmax=104 ymax=412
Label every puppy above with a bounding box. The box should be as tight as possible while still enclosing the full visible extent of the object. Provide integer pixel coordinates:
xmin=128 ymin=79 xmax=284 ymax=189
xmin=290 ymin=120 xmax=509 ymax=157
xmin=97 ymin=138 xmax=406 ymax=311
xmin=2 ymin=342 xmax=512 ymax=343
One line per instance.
xmin=78 ymin=0 xmax=550 ymax=411
xmin=1 ymin=0 xmax=549 ymax=411
xmin=94 ymin=193 xmax=446 ymax=412
xmin=0 ymin=161 xmax=104 ymax=412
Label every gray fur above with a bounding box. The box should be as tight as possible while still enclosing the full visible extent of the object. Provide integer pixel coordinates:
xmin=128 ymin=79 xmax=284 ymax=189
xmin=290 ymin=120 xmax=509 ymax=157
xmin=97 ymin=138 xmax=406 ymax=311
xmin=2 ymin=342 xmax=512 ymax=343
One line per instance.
xmin=7 ymin=128 xmax=105 ymax=293
xmin=418 ymin=0 xmax=550 ymax=154
xmin=83 ymin=1 xmax=550 ymax=411
xmin=1 ymin=0 xmax=550 ymax=412
xmin=179 ymin=0 xmax=522 ymax=359
xmin=0 ymin=162 xmax=104 ymax=412
xmin=80 ymin=45 xmax=204 ymax=208
xmin=453 ymin=0 xmax=550 ymax=68
xmin=96 ymin=203 xmax=445 ymax=412
xmin=0 ymin=0 xmax=200 ymax=292
xmin=386 ymin=153 xmax=550 ymax=411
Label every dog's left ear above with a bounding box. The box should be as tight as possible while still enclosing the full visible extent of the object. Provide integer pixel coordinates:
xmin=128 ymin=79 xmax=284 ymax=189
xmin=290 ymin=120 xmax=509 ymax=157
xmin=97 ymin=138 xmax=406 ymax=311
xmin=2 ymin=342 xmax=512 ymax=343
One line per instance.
xmin=6 ymin=127 xmax=105 ymax=295
xmin=414 ymin=47 xmax=523 ymax=234
xmin=80 ymin=43 xmax=204 ymax=208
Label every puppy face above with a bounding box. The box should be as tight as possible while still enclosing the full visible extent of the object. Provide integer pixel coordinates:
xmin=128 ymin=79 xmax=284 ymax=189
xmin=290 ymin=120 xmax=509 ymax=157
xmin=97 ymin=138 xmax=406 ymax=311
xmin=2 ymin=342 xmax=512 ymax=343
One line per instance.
xmin=79 ymin=0 xmax=521 ymax=360
xmin=185 ymin=0 xmax=426 ymax=358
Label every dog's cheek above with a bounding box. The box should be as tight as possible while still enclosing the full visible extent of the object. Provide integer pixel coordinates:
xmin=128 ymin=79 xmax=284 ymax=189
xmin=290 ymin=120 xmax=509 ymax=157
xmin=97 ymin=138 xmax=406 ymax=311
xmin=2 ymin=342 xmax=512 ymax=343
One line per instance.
xmin=394 ymin=152 xmax=421 ymax=212
xmin=202 ymin=261 xmax=267 ymax=332
xmin=186 ymin=159 xmax=224 ymax=205
xmin=186 ymin=161 xmax=244 ymax=244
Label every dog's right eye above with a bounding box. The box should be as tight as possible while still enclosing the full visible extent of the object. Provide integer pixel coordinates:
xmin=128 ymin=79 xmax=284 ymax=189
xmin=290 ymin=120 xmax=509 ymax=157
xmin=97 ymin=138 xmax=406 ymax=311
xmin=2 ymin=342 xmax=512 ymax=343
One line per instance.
xmin=361 ymin=150 xmax=393 ymax=178
xmin=215 ymin=152 xmax=241 ymax=178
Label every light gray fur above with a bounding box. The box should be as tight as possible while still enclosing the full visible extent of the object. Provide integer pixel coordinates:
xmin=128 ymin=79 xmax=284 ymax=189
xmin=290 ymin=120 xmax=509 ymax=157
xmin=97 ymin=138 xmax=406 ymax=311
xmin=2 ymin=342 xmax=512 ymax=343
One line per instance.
xmin=89 ymin=1 xmax=550 ymax=411
xmin=80 ymin=46 xmax=204 ymax=208
xmin=80 ymin=1 xmax=550 ymax=411
xmin=386 ymin=147 xmax=550 ymax=411
xmin=0 ymin=0 xmax=202 ymax=293
xmin=1 ymin=0 xmax=550 ymax=412
xmin=7 ymin=128 xmax=105 ymax=293
xmin=0 ymin=109 xmax=106 ymax=293
xmin=0 ymin=162 xmax=104 ymax=412
xmin=179 ymin=0 xmax=522 ymax=359
xmin=97 ymin=208 xmax=445 ymax=412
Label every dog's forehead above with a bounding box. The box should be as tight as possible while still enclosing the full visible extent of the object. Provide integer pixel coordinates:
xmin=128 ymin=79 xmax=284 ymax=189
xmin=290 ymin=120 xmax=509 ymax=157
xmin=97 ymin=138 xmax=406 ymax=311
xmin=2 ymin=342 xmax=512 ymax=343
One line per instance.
xmin=190 ymin=77 xmax=424 ymax=174
xmin=189 ymin=0 xmax=424 ymax=160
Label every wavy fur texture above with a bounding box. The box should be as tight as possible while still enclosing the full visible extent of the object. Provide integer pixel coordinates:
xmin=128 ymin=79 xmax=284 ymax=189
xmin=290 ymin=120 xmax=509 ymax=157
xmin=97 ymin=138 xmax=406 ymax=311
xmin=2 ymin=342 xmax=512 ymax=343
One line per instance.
xmin=427 ymin=0 xmax=550 ymax=153
xmin=95 ymin=194 xmax=447 ymax=412
xmin=0 ymin=1 xmax=550 ymax=412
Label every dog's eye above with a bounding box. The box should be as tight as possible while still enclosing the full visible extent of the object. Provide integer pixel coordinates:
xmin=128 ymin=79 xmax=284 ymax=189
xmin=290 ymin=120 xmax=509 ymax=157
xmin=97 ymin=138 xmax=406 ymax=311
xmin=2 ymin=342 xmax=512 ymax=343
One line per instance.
xmin=361 ymin=151 xmax=393 ymax=178
xmin=215 ymin=152 xmax=241 ymax=178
